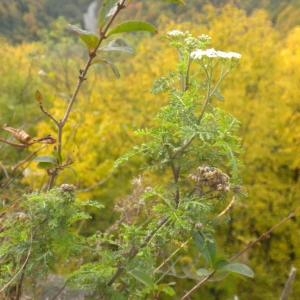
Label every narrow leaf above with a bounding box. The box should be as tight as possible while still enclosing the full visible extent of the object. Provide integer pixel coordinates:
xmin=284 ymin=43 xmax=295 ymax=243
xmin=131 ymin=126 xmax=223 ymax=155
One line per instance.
xmin=68 ymin=24 xmax=100 ymax=51
xmin=34 ymin=156 xmax=57 ymax=169
xmin=100 ymin=45 xmax=134 ymax=54
xmin=193 ymin=232 xmax=217 ymax=266
xmin=99 ymin=38 xmax=134 ymax=54
xmin=221 ymin=263 xmax=254 ymax=278
xmin=35 ymin=90 xmax=43 ymax=103
xmin=128 ymin=268 xmax=153 ymax=287
xmin=108 ymin=21 xmax=157 ymax=36
xmin=92 ymin=58 xmax=120 ymax=78
xmin=197 ymin=268 xmax=212 ymax=277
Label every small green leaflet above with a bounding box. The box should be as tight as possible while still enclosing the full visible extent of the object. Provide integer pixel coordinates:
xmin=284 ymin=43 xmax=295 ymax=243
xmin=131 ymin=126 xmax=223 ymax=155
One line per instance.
xmin=197 ymin=268 xmax=212 ymax=277
xmin=193 ymin=232 xmax=217 ymax=267
xmin=220 ymin=262 xmax=254 ymax=278
xmin=128 ymin=268 xmax=153 ymax=287
xmin=34 ymin=156 xmax=57 ymax=169
xmin=68 ymin=24 xmax=100 ymax=51
xmin=108 ymin=21 xmax=157 ymax=37
xmin=100 ymin=39 xmax=134 ymax=54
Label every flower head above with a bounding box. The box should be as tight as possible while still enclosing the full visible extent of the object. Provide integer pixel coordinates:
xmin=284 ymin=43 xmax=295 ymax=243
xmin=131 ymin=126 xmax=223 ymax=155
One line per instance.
xmin=198 ymin=34 xmax=212 ymax=43
xmin=191 ymin=48 xmax=241 ymax=60
xmin=167 ymin=30 xmax=185 ymax=37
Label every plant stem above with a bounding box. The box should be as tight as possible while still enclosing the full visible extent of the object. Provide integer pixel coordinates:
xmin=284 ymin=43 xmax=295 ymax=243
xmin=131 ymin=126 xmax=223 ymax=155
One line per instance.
xmin=0 ymin=233 xmax=32 ymax=296
xmin=172 ymin=67 xmax=228 ymax=160
xmin=47 ymin=0 xmax=127 ymax=189
xmin=107 ymin=216 xmax=170 ymax=286
xmin=280 ymin=266 xmax=297 ymax=300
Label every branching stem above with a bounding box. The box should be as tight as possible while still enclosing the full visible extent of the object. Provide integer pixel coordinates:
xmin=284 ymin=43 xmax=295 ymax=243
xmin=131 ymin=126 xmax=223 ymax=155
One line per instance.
xmin=107 ymin=216 xmax=170 ymax=286
xmin=47 ymin=0 xmax=127 ymax=189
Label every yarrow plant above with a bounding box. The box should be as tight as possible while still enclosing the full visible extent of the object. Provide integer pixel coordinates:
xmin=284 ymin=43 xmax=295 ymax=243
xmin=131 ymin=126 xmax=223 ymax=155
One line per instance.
xmin=107 ymin=30 xmax=251 ymax=299
xmin=0 ymin=6 xmax=255 ymax=298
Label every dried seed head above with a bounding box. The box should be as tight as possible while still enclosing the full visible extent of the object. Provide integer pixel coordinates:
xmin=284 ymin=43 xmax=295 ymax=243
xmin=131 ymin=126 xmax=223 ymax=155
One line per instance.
xmin=194 ymin=222 xmax=204 ymax=230
xmin=189 ymin=166 xmax=230 ymax=193
xmin=60 ymin=184 xmax=76 ymax=193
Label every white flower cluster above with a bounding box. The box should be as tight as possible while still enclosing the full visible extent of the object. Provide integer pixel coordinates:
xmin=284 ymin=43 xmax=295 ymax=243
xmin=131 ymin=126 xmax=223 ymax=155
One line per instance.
xmin=198 ymin=34 xmax=212 ymax=43
xmin=191 ymin=48 xmax=241 ymax=60
xmin=184 ymin=36 xmax=199 ymax=48
xmin=167 ymin=30 xmax=185 ymax=37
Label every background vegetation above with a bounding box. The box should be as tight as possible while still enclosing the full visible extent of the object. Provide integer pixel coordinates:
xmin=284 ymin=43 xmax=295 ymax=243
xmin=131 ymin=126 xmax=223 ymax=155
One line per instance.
xmin=0 ymin=0 xmax=299 ymax=299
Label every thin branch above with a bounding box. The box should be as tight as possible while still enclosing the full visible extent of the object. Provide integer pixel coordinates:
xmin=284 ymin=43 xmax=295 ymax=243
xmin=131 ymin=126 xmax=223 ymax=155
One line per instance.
xmin=180 ymin=212 xmax=296 ymax=299
xmin=0 ymin=137 xmax=27 ymax=149
xmin=60 ymin=1 xmax=126 ymax=128
xmin=47 ymin=0 xmax=127 ymax=189
xmin=230 ymin=212 xmax=295 ymax=262
xmin=38 ymin=101 xmax=59 ymax=126
xmin=0 ymin=162 xmax=10 ymax=179
xmin=77 ymin=173 xmax=113 ymax=192
xmin=184 ymin=57 xmax=191 ymax=91
xmin=216 ymin=196 xmax=235 ymax=219
xmin=12 ymin=146 xmax=45 ymax=174
xmin=181 ymin=271 xmax=215 ymax=300
xmin=172 ymin=68 xmax=229 ymax=160
xmin=50 ymin=280 xmax=69 ymax=300
xmin=154 ymin=196 xmax=236 ymax=276
xmin=107 ymin=216 xmax=170 ymax=286
xmin=154 ymin=237 xmax=192 ymax=274
xmin=0 ymin=146 xmax=45 ymax=189
xmin=280 ymin=266 xmax=297 ymax=300
xmin=0 ymin=233 xmax=33 ymax=294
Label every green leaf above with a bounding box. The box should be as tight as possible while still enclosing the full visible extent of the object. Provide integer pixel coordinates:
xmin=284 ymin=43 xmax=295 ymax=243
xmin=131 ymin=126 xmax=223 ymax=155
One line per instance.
xmin=220 ymin=263 xmax=254 ymax=278
xmin=128 ymin=268 xmax=153 ymax=287
xmin=157 ymin=284 xmax=176 ymax=296
xmin=92 ymin=58 xmax=120 ymax=78
xmin=213 ymin=88 xmax=225 ymax=101
xmin=196 ymin=268 xmax=212 ymax=277
xmin=68 ymin=212 xmax=91 ymax=225
xmin=68 ymin=25 xmax=100 ymax=51
xmin=193 ymin=232 xmax=217 ymax=266
xmin=79 ymin=200 xmax=104 ymax=210
xmin=99 ymin=0 xmax=119 ymax=30
xmin=108 ymin=21 xmax=157 ymax=37
xmin=34 ymin=156 xmax=57 ymax=169
xmin=100 ymin=39 xmax=134 ymax=54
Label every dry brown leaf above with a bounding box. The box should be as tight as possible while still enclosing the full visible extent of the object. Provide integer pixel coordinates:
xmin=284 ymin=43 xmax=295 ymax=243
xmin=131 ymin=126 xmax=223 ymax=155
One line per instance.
xmin=2 ymin=125 xmax=33 ymax=145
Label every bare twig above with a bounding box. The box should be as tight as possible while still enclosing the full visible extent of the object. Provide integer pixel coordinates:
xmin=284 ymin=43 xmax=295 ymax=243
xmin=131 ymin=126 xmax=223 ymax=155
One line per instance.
xmin=180 ymin=212 xmax=296 ymax=299
xmin=0 ymin=137 xmax=27 ymax=148
xmin=181 ymin=271 xmax=215 ymax=300
xmin=280 ymin=266 xmax=297 ymax=300
xmin=0 ymin=162 xmax=10 ymax=179
xmin=50 ymin=280 xmax=69 ymax=300
xmin=38 ymin=100 xmax=59 ymax=126
xmin=0 ymin=146 xmax=45 ymax=189
xmin=230 ymin=212 xmax=295 ymax=262
xmin=154 ymin=237 xmax=192 ymax=274
xmin=216 ymin=196 xmax=235 ymax=219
